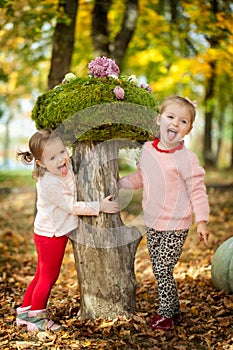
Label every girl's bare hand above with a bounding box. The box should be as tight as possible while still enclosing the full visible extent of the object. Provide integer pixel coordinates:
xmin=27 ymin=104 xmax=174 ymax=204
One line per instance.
xmin=100 ymin=195 xmax=119 ymax=213
xmin=197 ymin=221 xmax=209 ymax=246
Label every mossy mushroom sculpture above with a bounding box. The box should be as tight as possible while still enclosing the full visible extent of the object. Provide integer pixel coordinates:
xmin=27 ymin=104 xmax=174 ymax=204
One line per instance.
xmin=32 ymin=57 xmax=158 ymax=319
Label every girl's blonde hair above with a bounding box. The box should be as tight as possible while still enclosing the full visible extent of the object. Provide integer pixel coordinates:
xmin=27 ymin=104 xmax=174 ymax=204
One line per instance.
xmin=159 ymin=96 xmax=196 ymax=125
xmin=17 ymin=129 xmax=60 ymax=180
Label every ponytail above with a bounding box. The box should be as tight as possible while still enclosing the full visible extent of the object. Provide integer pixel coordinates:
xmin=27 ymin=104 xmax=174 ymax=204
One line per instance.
xmin=16 ymin=150 xmax=34 ymax=165
xmin=16 ymin=129 xmax=57 ymax=180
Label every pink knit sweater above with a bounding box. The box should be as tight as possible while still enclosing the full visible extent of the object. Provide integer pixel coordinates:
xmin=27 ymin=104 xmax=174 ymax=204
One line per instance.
xmin=119 ymin=140 xmax=209 ymax=231
xmin=34 ymin=165 xmax=100 ymax=237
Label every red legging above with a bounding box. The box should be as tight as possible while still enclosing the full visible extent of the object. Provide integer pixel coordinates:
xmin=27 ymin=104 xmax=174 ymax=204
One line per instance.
xmin=21 ymin=233 xmax=68 ymax=310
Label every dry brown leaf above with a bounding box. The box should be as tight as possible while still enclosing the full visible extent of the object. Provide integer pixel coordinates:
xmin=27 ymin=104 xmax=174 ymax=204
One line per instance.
xmin=1 ymin=187 xmax=233 ymax=349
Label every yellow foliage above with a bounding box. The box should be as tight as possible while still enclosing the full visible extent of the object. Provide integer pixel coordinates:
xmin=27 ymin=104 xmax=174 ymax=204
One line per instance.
xmin=190 ymin=306 xmax=199 ymax=316
xmin=132 ymin=49 xmax=164 ymax=66
xmin=189 ymin=56 xmax=212 ymax=77
xmin=137 ymin=7 xmax=169 ymax=37
xmin=108 ymin=1 xmax=125 ymax=40
xmin=1 ymin=0 xmax=232 ymax=112
xmin=216 ymin=12 xmax=233 ymax=32
xmin=153 ymin=58 xmax=193 ymax=93
xmin=182 ymin=1 xmax=210 ymax=24
xmin=73 ymin=0 xmax=93 ymax=64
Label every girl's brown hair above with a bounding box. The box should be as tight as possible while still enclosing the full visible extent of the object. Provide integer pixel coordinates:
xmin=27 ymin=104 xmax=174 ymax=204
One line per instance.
xmin=17 ymin=129 xmax=60 ymax=180
xmin=159 ymin=96 xmax=196 ymax=125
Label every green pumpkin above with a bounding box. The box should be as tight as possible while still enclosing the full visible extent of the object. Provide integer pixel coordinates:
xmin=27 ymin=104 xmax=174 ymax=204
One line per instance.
xmin=211 ymin=237 xmax=233 ymax=293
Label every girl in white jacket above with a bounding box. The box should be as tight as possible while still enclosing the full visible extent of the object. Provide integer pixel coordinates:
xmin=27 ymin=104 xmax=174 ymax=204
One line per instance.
xmin=16 ymin=129 xmax=118 ymax=332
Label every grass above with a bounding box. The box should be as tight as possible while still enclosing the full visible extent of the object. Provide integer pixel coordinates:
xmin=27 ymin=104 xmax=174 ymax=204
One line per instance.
xmin=204 ymin=168 xmax=233 ymax=185
xmin=0 ymin=166 xmax=232 ymax=190
xmin=0 ymin=170 xmax=35 ymax=189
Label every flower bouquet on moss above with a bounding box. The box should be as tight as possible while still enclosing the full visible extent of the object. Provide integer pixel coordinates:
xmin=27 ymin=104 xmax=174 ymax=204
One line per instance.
xmin=32 ymin=56 xmax=158 ymax=142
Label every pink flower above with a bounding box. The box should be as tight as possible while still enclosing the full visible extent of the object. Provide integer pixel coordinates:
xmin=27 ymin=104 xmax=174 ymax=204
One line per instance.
xmin=140 ymin=83 xmax=152 ymax=93
xmin=113 ymin=86 xmax=125 ymax=99
xmin=88 ymin=56 xmax=120 ymax=78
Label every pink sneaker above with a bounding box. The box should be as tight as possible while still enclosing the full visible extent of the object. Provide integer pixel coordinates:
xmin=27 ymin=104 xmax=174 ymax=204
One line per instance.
xmin=16 ymin=306 xmax=31 ymax=326
xmin=17 ymin=309 xmax=61 ymax=332
xmin=26 ymin=309 xmax=62 ymax=332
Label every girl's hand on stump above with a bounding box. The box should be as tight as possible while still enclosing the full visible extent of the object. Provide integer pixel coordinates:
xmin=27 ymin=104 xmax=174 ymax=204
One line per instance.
xmin=197 ymin=221 xmax=209 ymax=246
xmin=100 ymin=195 xmax=119 ymax=214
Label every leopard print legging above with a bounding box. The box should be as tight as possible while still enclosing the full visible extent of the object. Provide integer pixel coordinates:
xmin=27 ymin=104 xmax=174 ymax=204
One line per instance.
xmin=146 ymin=228 xmax=188 ymax=318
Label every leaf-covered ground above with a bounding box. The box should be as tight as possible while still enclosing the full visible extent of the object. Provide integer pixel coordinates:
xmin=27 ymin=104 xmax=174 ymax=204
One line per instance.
xmin=0 ymin=182 xmax=233 ymax=349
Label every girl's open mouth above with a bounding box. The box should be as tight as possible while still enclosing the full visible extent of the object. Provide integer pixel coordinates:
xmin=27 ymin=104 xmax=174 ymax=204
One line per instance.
xmin=59 ymin=163 xmax=68 ymax=176
xmin=167 ymin=129 xmax=177 ymax=141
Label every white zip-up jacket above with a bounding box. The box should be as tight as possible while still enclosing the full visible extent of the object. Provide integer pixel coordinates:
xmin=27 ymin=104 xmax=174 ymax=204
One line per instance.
xmin=34 ymin=165 xmax=100 ymax=237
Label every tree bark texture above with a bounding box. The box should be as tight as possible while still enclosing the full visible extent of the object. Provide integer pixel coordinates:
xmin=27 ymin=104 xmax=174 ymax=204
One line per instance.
xmin=91 ymin=0 xmax=111 ymax=58
xmin=70 ymin=140 xmax=142 ymax=319
xmin=48 ymin=0 xmax=78 ymax=89
xmin=231 ymin=107 xmax=233 ymax=168
xmin=92 ymin=0 xmax=138 ymax=68
xmin=113 ymin=0 xmax=139 ymax=67
xmin=203 ymin=61 xmax=216 ymax=167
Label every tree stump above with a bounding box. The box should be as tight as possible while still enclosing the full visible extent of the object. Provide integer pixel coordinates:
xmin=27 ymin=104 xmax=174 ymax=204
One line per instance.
xmin=70 ymin=140 xmax=142 ymax=319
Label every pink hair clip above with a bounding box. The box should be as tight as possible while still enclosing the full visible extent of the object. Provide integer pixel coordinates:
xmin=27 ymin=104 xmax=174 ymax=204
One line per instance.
xmin=185 ymin=97 xmax=197 ymax=108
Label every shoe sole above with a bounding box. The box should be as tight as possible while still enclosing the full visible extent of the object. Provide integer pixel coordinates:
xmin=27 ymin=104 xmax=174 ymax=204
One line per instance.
xmin=16 ymin=317 xmax=61 ymax=332
xmin=16 ymin=318 xmax=28 ymax=326
xmin=152 ymin=326 xmax=174 ymax=331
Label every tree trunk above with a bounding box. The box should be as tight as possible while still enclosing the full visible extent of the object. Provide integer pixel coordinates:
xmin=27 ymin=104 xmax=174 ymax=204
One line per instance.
xmin=48 ymin=0 xmax=79 ymax=89
xmin=91 ymin=0 xmax=139 ymax=68
xmin=203 ymin=61 xmax=216 ymax=167
xmin=231 ymin=106 xmax=233 ymax=168
xmin=215 ymin=112 xmax=224 ymax=167
xmin=3 ymin=113 xmax=12 ymax=170
xmin=70 ymin=140 xmax=142 ymax=319
xmin=91 ymin=0 xmax=111 ymax=58
xmin=113 ymin=0 xmax=139 ymax=67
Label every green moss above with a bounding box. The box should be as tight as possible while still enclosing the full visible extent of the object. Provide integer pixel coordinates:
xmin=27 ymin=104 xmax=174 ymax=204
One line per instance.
xmin=31 ymin=77 xmax=159 ymax=142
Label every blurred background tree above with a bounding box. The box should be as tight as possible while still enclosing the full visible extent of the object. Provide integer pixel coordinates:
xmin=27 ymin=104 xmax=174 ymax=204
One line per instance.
xmin=0 ymin=0 xmax=232 ymax=168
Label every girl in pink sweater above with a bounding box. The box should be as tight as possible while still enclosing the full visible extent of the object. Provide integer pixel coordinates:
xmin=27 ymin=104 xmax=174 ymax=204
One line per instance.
xmin=16 ymin=129 xmax=119 ymax=332
xmin=119 ymin=96 xmax=210 ymax=331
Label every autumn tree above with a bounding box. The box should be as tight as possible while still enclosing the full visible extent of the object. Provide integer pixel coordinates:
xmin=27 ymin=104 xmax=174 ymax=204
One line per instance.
xmin=0 ymin=0 xmax=57 ymax=167
xmin=91 ymin=0 xmax=138 ymax=67
xmin=195 ymin=0 xmax=233 ymax=167
xmin=124 ymin=0 xmax=233 ymax=167
xmin=2 ymin=0 xmax=232 ymax=169
xmin=48 ymin=0 xmax=79 ymax=89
